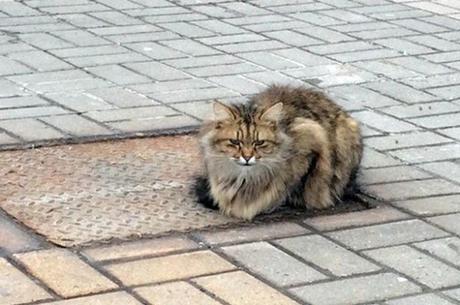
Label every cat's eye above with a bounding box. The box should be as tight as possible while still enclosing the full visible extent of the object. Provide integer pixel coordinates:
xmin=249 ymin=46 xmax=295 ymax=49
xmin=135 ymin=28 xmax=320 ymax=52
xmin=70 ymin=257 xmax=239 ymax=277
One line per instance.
xmin=229 ymin=139 xmax=240 ymax=145
xmin=254 ymin=140 xmax=265 ymax=146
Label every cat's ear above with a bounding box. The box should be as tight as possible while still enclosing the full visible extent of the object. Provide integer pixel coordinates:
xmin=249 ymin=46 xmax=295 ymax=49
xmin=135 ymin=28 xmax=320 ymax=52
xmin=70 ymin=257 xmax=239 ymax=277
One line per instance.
xmin=260 ymin=102 xmax=283 ymax=122
xmin=213 ymin=100 xmax=235 ymax=121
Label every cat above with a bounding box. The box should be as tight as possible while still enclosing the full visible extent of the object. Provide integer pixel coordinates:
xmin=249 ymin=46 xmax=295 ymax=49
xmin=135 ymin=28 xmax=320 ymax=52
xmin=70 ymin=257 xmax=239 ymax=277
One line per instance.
xmin=194 ymin=84 xmax=363 ymax=220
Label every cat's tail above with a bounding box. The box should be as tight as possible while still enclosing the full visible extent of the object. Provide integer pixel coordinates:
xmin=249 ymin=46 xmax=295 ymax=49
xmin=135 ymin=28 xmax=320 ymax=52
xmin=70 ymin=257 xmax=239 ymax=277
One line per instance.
xmin=193 ymin=175 xmax=219 ymax=210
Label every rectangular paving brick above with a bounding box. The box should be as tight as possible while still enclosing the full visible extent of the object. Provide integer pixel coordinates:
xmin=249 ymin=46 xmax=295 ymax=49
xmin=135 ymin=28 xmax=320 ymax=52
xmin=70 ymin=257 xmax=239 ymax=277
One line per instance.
xmin=389 ymin=143 xmax=460 ymax=163
xmin=328 ymin=219 xmax=448 ymax=250
xmin=365 ymin=81 xmax=436 ymax=104
xmin=0 ymin=96 xmax=48 ymax=109
xmin=428 ymin=84 xmax=460 ymax=100
xmin=428 ymin=213 xmax=460 ymax=235
xmin=353 ymin=60 xmax=422 ymax=79
xmin=195 ymin=222 xmax=309 ymax=245
xmin=329 ymin=48 xmax=401 ymax=62
xmin=364 ymin=131 xmax=452 ymax=150
xmin=83 ymin=236 xmax=198 ymax=262
xmin=361 ymin=147 xmax=402 ymax=168
xmin=0 ymin=118 xmax=64 ymax=141
xmin=222 ymin=241 xmax=326 ymax=286
xmin=8 ymin=50 xmax=72 ymax=72
xmin=15 ymin=249 xmax=117 ymax=297
xmin=0 ymin=132 xmax=19 ymax=145
xmin=39 ymin=292 xmax=142 ymax=305
xmin=361 ymin=165 xmax=432 ymax=184
xmin=19 ymin=32 xmax=74 ymax=49
xmin=366 ymin=179 xmax=460 ymax=201
xmin=275 ymin=235 xmax=380 ymax=276
xmin=395 ymin=194 xmax=460 ymax=216
xmin=304 ymin=206 xmax=410 ymax=231
xmin=152 ymin=87 xmax=238 ymax=104
xmin=105 ymin=251 xmax=235 ymax=286
xmin=352 ymin=110 xmax=419 ymax=133
xmin=41 ymin=115 xmax=113 ymax=137
xmin=186 ymin=62 xmax=263 ymax=77
xmin=86 ymin=64 xmax=150 ymax=85
xmin=386 ymin=294 xmax=456 ymax=305
xmin=162 ymin=39 xmax=220 ymax=56
xmin=407 ymin=35 xmax=460 ymax=51
xmin=215 ymin=40 xmax=287 ymax=53
xmin=198 ymin=33 xmax=265 ymax=45
xmin=194 ymin=271 xmax=300 ymax=305
xmin=127 ymin=42 xmax=186 ymax=60
xmin=134 ymin=282 xmax=221 ymax=305
xmin=330 ymin=85 xmax=400 ymax=108
xmin=419 ymin=161 xmax=460 ymax=183
xmin=0 ymin=258 xmax=51 ymax=305
xmin=0 ymin=106 xmax=68 ymax=120
xmin=410 ymin=113 xmax=460 ymax=129
xmin=388 ymin=56 xmax=454 ymax=75
xmin=290 ymin=273 xmax=421 ymax=305
xmin=108 ymin=115 xmax=199 ymax=132
xmin=208 ymin=75 xmax=266 ymax=95
xmin=375 ymin=38 xmax=434 ymax=55
xmin=124 ymin=61 xmax=190 ymax=81
xmin=364 ymin=245 xmax=460 ymax=289
xmin=164 ymin=54 xmax=240 ymax=69
xmin=380 ymin=102 xmax=460 ymax=118
xmin=0 ymin=55 xmax=32 ymax=76
xmin=273 ymin=48 xmax=336 ymax=66
xmin=414 ymin=237 xmax=460 ymax=267
xmin=86 ymin=106 xmax=177 ymax=122
xmin=439 ymin=127 xmax=460 ymax=140
xmin=45 ymin=92 xmax=114 ymax=112
xmin=87 ymin=87 xmax=157 ymax=108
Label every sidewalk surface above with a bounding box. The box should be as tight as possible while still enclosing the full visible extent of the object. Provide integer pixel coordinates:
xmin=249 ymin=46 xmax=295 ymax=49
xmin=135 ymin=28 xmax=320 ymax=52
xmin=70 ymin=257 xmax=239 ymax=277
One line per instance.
xmin=1 ymin=0 xmax=460 ymax=304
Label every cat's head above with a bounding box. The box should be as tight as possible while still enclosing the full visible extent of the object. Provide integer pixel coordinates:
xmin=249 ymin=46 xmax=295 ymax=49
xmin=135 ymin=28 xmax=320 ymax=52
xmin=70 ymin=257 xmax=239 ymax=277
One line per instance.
xmin=200 ymin=100 xmax=290 ymax=169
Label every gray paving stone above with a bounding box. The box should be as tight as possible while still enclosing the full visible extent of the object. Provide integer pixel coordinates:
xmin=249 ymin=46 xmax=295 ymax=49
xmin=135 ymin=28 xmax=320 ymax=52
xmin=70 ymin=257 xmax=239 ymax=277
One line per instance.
xmin=395 ymin=194 xmax=460 ymax=216
xmin=439 ymin=126 xmax=460 ymax=140
xmin=57 ymin=13 xmax=109 ymax=28
xmin=268 ymin=2 xmax=332 ymax=13
xmin=244 ymin=20 xmax=311 ymax=32
xmin=8 ymin=50 xmax=72 ymax=72
xmin=161 ymin=39 xmax=220 ymax=56
xmin=144 ymin=13 xmax=206 ymax=24
xmin=19 ymin=32 xmax=74 ymax=49
xmin=328 ymin=219 xmax=449 ymax=250
xmin=87 ymin=87 xmax=159 ymax=108
xmin=331 ymin=21 xmax=397 ymax=33
xmin=108 ymin=115 xmax=199 ymax=132
xmin=424 ymin=51 xmax=460 ymax=63
xmin=273 ymin=48 xmax=336 ymax=66
xmin=86 ymin=64 xmax=151 ymax=85
xmin=321 ymin=9 xmax=372 ymax=23
xmin=215 ymin=40 xmax=287 ymax=53
xmin=380 ymin=102 xmax=460 ymax=118
xmin=414 ymin=237 xmax=460 ymax=268
xmin=406 ymin=1 xmax=459 ymax=14
xmin=124 ymin=62 xmax=190 ymax=81
xmin=159 ymin=22 xmax=214 ymax=37
xmin=361 ymin=147 xmax=402 ymax=168
xmin=238 ymin=51 xmax=302 ymax=70
xmin=52 ymin=29 xmax=109 ymax=47
xmin=0 ymin=106 xmax=68 ymax=120
xmin=419 ymin=161 xmax=460 ymax=183
xmin=222 ymin=241 xmax=327 ymax=286
xmin=364 ymin=245 xmax=460 ymax=289
xmin=89 ymin=24 xmax=160 ymax=36
xmin=352 ymin=110 xmax=418 ymax=133
xmin=170 ymin=101 xmax=211 ymax=120
xmin=375 ymin=38 xmax=434 ymax=55
xmin=192 ymin=19 xmax=247 ymax=35
xmin=127 ymin=42 xmax=186 ymax=60
xmin=265 ymin=30 xmax=323 ymax=46
xmin=195 ymin=222 xmax=308 ymax=245
xmin=353 ymin=60 xmax=422 ymax=79
xmin=39 ymin=3 xmax=108 ymax=14
xmin=385 ymin=293 xmax=456 ymax=305
xmin=328 ymin=49 xmax=401 ymax=62
xmin=290 ymin=273 xmax=421 ymax=305
xmin=164 ymin=54 xmax=240 ymax=69
xmin=365 ymin=81 xmax=436 ymax=104
xmin=366 ymin=178 xmax=460 ymax=201
xmin=391 ymin=19 xmax=448 ymax=33
xmin=289 ymin=11 xmax=343 ymax=26
xmin=105 ymin=31 xmax=180 ymax=44
xmin=360 ymin=165 xmax=432 ymax=185
xmin=330 ymin=85 xmax=400 ymax=108
xmin=67 ymin=53 xmax=149 ymax=68
xmin=444 ymin=288 xmax=460 ymax=301
xmin=90 ymin=11 xmax=141 ymax=26
xmin=387 ymin=57 xmax=454 ymax=75
xmin=421 ymin=15 xmax=460 ymax=30
xmin=244 ymin=71 xmax=305 ymax=87
xmin=406 ymin=35 xmax=460 ymax=51
xmin=199 ymin=33 xmax=266 ymax=46
xmin=0 ymin=118 xmax=64 ymax=141
xmin=351 ymin=28 xmax=417 ymax=40
xmin=0 ymin=55 xmax=31 ymax=76
xmin=45 ymin=92 xmax=115 ymax=112
xmin=364 ymin=131 xmax=452 ymax=150
xmin=149 ymin=87 xmax=239 ymax=104
xmin=86 ymin=106 xmax=177 ymax=122
xmin=428 ymin=85 xmax=460 ymax=100
xmin=0 ymin=1 xmax=40 ymax=16
xmin=208 ymin=75 xmax=266 ymax=95
xmin=187 ymin=62 xmax=264 ymax=78
xmin=389 ymin=143 xmax=460 ymax=163
xmin=130 ymin=79 xmax=214 ymax=94
xmin=0 ymin=96 xmax=49 ymax=109
xmin=428 ymin=213 xmax=460 ymax=235
xmin=50 ymin=45 xmax=128 ymax=58
xmin=275 ymin=235 xmax=379 ymax=276
xmin=220 ymin=2 xmax=270 ymax=15
xmin=0 ymin=132 xmax=19 ymax=145
xmin=0 ymin=79 xmax=29 ymax=97
xmin=225 ymin=14 xmax=290 ymax=26
xmin=125 ymin=6 xmax=189 ymax=17
xmin=41 ymin=114 xmax=113 ymax=137
xmin=309 ymin=41 xmax=378 ymax=55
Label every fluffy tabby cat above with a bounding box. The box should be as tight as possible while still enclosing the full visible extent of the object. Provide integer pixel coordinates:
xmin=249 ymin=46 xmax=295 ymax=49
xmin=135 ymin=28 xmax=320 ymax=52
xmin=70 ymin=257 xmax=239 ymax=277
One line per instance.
xmin=195 ymin=84 xmax=362 ymax=220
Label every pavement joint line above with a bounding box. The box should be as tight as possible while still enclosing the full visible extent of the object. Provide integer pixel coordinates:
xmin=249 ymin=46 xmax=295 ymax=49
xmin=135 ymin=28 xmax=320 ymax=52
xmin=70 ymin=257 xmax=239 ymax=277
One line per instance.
xmin=186 ymin=279 xmax=234 ymax=305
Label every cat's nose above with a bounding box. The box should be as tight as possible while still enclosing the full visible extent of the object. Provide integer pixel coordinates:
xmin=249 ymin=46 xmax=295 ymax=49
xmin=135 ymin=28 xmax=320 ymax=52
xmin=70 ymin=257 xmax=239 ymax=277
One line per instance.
xmin=239 ymin=156 xmax=256 ymax=165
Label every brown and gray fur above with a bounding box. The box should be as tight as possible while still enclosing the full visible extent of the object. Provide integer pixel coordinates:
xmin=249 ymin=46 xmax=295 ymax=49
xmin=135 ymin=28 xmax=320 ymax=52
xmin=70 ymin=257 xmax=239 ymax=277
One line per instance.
xmin=195 ymin=84 xmax=362 ymax=220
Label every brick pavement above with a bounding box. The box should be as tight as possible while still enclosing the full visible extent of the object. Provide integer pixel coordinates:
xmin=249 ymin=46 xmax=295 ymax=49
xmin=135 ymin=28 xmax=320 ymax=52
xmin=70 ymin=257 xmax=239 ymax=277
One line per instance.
xmin=1 ymin=0 xmax=460 ymax=304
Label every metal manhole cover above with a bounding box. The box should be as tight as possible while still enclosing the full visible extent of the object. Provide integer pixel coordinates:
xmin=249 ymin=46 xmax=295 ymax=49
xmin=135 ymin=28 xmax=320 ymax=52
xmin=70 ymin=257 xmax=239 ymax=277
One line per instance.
xmin=0 ymin=135 xmax=369 ymax=247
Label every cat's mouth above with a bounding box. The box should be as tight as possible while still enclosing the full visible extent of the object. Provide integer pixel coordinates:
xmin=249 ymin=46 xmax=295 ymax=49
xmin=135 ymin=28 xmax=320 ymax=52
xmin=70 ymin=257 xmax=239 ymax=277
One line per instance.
xmin=235 ymin=156 xmax=257 ymax=166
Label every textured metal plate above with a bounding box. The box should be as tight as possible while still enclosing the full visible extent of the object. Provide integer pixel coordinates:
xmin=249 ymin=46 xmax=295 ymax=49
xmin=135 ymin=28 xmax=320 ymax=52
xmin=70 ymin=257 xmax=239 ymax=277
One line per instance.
xmin=0 ymin=135 xmax=367 ymax=247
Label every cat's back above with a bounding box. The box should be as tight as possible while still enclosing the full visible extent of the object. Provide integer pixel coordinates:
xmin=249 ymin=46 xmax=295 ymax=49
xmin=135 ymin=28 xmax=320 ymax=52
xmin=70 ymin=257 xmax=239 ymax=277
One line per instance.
xmin=251 ymin=84 xmax=346 ymax=127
